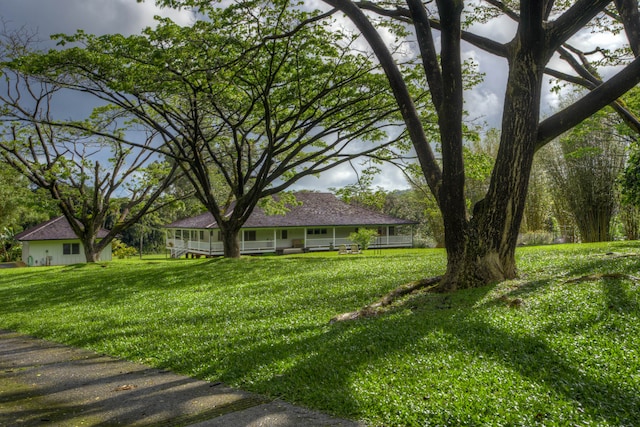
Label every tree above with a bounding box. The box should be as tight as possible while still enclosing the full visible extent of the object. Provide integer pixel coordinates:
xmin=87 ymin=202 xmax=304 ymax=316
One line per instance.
xmin=311 ymin=0 xmax=640 ymax=289
xmin=542 ymin=108 xmax=629 ymax=242
xmin=0 ymin=32 xmax=180 ymax=262
xmin=521 ymin=157 xmax=553 ymax=235
xmin=349 ymin=228 xmax=379 ymax=251
xmin=619 ymin=88 xmax=640 ymax=208
xmin=331 ymin=163 xmax=389 ymax=212
xmin=14 ymin=0 xmax=410 ymax=258
xmin=0 ymin=160 xmax=54 ymax=230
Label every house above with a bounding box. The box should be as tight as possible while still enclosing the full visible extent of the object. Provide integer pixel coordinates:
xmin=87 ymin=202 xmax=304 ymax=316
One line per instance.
xmin=165 ymin=192 xmax=417 ymax=257
xmin=15 ymin=217 xmax=112 ymax=266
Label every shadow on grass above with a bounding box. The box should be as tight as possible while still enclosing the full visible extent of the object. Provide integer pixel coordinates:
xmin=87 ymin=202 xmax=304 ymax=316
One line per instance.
xmin=0 ymin=257 xmax=354 ymax=315
xmin=185 ymin=281 xmax=639 ymax=425
xmin=2 ymin=250 xmax=638 ymax=425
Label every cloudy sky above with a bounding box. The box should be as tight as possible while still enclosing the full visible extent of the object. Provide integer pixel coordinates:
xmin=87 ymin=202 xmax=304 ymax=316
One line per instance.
xmin=0 ymin=0 xmax=626 ymax=192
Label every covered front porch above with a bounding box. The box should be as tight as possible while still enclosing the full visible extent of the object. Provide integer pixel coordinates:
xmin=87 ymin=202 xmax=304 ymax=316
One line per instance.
xmin=165 ymin=225 xmax=413 ymax=258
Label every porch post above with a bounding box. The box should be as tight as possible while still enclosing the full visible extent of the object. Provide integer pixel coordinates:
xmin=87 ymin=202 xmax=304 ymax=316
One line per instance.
xmin=304 ymin=228 xmax=307 ymax=247
xmin=387 ymin=226 xmax=390 ymax=246
xmin=274 ymin=229 xmax=277 ymax=250
xmin=411 ymin=226 xmax=414 ymax=248
xmin=332 ymin=227 xmax=336 ymax=248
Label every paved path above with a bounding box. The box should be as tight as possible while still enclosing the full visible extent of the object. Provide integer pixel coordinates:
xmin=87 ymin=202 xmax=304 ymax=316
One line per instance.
xmin=0 ymin=330 xmax=364 ymax=426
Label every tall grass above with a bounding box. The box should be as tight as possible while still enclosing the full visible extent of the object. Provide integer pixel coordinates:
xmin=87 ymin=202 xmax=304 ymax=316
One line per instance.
xmin=1 ymin=243 xmax=639 ymax=426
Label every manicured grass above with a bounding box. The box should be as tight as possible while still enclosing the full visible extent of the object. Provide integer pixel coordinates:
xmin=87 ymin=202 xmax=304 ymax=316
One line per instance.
xmin=1 ymin=243 xmax=639 ymax=426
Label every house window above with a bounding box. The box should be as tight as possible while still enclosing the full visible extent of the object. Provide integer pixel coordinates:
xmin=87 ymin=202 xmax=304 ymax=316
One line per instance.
xmin=307 ymin=228 xmax=327 ymax=235
xmin=175 ymin=230 xmax=181 ymax=239
xmin=244 ymin=230 xmax=257 ymax=241
xmin=199 ymin=231 xmax=205 ymax=241
xmin=379 ymin=226 xmax=396 ymax=236
xmin=280 ymin=230 xmax=288 ymax=239
xmin=63 ymin=243 xmax=80 ymax=255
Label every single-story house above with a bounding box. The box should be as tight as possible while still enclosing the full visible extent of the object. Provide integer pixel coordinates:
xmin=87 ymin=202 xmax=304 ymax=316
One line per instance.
xmin=15 ymin=217 xmax=112 ymax=266
xmin=165 ymin=192 xmax=417 ymax=257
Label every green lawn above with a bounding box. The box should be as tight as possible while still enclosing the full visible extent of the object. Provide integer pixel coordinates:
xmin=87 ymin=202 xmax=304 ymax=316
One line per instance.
xmin=1 ymin=243 xmax=639 ymax=426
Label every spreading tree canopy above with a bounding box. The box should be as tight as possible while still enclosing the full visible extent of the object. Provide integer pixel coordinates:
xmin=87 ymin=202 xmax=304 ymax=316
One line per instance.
xmin=0 ymin=31 xmax=180 ymax=262
xmin=9 ymin=0 xmax=413 ymax=257
xmin=142 ymin=0 xmax=640 ymax=284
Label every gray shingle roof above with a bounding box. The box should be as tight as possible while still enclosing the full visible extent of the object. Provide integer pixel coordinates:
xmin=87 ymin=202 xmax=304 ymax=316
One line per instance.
xmin=165 ymin=192 xmax=417 ymax=229
xmin=15 ymin=216 xmax=109 ymax=241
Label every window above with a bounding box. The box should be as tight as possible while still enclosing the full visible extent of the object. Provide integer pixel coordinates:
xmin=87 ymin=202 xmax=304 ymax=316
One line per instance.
xmin=380 ymin=226 xmax=396 ymax=236
xmin=199 ymin=231 xmax=205 ymax=241
xmin=63 ymin=243 xmax=80 ymax=255
xmin=244 ymin=230 xmax=257 ymax=241
xmin=175 ymin=230 xmax=181 ymax=239
xmin=280 ymin=230 xmax=288 ymax=239
xmin=307 ymin=228 xmax=327 ymax=235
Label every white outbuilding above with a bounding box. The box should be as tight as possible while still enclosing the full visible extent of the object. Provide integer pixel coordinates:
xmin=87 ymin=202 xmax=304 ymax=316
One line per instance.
xmin=15 ymin=217 xmax=112 ymax=266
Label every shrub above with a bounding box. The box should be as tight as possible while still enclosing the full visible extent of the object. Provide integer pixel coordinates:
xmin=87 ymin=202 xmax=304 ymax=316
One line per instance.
xmin=348 ymin=228 xmax=379 ymax=251
xmin=112 ymin=239 xmax=138 ymax=259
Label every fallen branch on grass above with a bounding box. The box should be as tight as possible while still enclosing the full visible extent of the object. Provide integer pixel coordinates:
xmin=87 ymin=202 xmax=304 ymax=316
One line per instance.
xmin=605 ymin=252 xmax=639 ymax=259
xmin=329 ymin=276 xmax=442 ymax=323
xmin=564 ymin=273 xmax=640 ymax=284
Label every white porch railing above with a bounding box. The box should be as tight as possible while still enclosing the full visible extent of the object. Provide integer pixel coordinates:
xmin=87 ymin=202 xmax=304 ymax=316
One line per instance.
xmin=241 ymin=240 xmax=276 ymax=252
xmin=166 ymin=230 xmax=413 ymax=257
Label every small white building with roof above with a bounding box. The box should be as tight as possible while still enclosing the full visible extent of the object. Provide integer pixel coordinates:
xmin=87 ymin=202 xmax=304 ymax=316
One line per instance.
xmin=15 ymin=217 xmax=112 ymax=266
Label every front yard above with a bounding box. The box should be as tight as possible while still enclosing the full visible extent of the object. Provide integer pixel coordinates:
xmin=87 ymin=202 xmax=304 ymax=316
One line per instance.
xmin=1 ymin=244 xmax=639 ymax=426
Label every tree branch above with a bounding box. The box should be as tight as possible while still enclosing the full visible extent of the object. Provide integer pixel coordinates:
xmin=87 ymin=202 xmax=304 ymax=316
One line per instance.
xmin=537 ymin=55 xmax=640 ymax=148
xmin=322 ymin=0 xmax=443 ymax=200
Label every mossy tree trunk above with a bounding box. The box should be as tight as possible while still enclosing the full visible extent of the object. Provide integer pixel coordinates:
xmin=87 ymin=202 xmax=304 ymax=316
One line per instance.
xmin=439 ymin=23 xmax=547 ymax=290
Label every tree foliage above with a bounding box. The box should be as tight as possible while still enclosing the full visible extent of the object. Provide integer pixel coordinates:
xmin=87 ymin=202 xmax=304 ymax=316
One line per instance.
xmin=0 ymin=31 xmax=181 ymax=262
xmin=619 ymin=88 xmax=640 ymax=208
xmin=13 ymin=0 xmax=411 ymax=258
xmin=542 ymin=109 xmax=628 ymax=242
xmin=348 ymin=228 xmax=379 ymax=251
xmin=0 ymin=160 xmax=55 ymax=231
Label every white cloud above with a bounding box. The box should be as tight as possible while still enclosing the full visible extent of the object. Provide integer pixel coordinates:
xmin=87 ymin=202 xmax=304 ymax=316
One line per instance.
xmin=290 ymin=161 xmax=409 ymax=192
xmin=1 ymin=0 xmax=629 ymax=192
xmin=465 ymin=88 xmax=502 ymax=126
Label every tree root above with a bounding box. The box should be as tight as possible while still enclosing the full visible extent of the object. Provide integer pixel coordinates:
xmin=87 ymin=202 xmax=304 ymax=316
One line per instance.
xmin=564 ymin=273 xmax=640 ymax=284
xmin=329 ymin=276 xmax=442 ymax=323
xmin=605 ymin=252 xmax=639 ymax=259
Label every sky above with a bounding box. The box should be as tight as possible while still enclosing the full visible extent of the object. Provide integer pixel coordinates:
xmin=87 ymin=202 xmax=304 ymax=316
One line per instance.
xmin=0 ymin=0 xmax=627 ymax=192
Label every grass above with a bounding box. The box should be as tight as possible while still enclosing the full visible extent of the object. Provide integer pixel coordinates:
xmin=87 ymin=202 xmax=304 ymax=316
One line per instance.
xmin=1 ymin=243 xmax=639 ymax=426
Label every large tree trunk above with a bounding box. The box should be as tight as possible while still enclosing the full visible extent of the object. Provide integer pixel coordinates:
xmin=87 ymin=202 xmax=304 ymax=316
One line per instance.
xmin=438 ymin=27 xmax=546 ymax=291
xmin=219 ymin=223 xmax=242 ymax=258
xmin=82 ymin=238 xmax=100 ymax=263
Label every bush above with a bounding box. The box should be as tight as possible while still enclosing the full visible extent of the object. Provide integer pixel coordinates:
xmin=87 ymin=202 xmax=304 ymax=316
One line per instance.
xmin=112 ymin=239 xmax=138 ymax=259
xmin=348 ymin=228 xmax=379 ymax=251
xmin=0 ymin=228 xmax=21 ymax=262
xmin=0 ymin=244 xmax=21 ymax=262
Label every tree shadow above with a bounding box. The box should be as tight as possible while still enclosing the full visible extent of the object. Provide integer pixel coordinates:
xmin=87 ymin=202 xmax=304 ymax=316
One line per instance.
xmin=189 ymin=280 xmax=639 ymax=425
